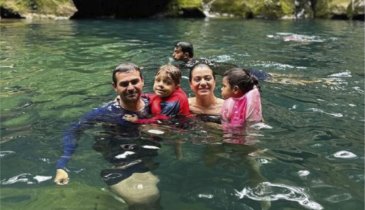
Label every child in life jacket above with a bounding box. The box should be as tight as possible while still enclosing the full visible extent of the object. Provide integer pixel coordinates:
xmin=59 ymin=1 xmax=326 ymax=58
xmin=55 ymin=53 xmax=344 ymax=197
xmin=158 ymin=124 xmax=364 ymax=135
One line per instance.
xmin=220 ymin=68 xmax=262 ymax=128
xmin=123 ymin=64 xmax=190 ymax=124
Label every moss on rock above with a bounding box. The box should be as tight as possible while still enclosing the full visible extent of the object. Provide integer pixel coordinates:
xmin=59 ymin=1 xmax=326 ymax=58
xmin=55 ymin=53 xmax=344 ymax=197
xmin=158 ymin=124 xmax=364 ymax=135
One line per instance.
xmin=0 ymin=0 xmax=76 ymax=19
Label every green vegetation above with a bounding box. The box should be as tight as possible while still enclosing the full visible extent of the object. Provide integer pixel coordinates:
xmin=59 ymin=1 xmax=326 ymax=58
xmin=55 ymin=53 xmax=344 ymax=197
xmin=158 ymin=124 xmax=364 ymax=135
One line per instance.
xmin=177 ymin=0 xmax=202 ymax=8
xmin=0 ymin=0 xmax=361 ymax=19
xmin=0 ymin=0 xmax=76 ymax=17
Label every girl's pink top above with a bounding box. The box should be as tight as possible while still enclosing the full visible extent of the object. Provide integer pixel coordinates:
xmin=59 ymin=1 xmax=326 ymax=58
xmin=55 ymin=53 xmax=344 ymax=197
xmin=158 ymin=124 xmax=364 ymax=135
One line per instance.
xmin=221 ymin=87 xmax=262 ymax=127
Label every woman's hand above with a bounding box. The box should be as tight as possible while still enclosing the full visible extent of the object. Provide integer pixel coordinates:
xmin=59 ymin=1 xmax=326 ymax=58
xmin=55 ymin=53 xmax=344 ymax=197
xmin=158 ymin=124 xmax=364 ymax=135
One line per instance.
xmin=54 ymin=169 xmax=69 ymax=185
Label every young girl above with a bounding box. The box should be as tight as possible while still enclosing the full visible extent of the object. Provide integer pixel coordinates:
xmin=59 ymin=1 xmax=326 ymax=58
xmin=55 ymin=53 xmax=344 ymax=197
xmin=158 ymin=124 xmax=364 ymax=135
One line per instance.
xmin=220 ymin=68 xmax=262 ymax=127
xmin=123 ymin=64 xmax=190 ymax=123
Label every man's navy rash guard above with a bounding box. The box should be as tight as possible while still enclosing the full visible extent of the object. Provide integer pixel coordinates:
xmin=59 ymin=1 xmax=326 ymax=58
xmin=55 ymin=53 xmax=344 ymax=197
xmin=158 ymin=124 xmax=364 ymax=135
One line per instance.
xmin=56 ymin=97 xmax=150 ymax=170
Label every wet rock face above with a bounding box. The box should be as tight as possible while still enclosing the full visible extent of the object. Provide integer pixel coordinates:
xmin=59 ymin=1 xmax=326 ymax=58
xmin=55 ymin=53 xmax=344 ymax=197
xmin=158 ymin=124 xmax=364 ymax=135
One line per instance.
xmin=71 ymin=0 xmax=171 ymax=18
xmin=0 ymin=0 xmax=363 ymax=20
xmin=0 ymin=7 xmax=23 ymax=19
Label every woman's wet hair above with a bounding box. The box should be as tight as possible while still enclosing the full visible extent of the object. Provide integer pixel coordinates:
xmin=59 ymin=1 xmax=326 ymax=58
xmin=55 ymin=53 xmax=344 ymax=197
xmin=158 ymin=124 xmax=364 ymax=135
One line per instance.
xmin=189 ymin=63 xmax=216 ymax=82
xmin=113 ymin=63 xmax=142 ymax=84
xmin=156 ymin=64 xmax=182 ymax=85
xmin=175 ymin=41 xmax=194 ymax=58
xmin=223 ymin=68 xmax=260 ymax=93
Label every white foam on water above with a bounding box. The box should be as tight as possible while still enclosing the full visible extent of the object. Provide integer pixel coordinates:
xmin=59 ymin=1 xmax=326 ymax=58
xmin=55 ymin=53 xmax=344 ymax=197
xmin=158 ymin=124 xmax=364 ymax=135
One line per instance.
xmin=142 ymin=145 xmax=160 ymax=150
xmin=325 ymin=193 xmax=352 ymax=203
xmin=147 ymin=129 xmax=165 ymax=135
xmin=115 ymin=151 xmax=135 ymax=159
xmin=235 ymin=182 xmax=323 ymax=210
xmin=213 ymin=54 xmax=233 ymax=62
xmin=328 ymin=71 xmax=352 ymax=78
xmin=250 ymin=122 xmax=273 ymax=130
xmin=353 ymin=86 xmax=364 ymax=94
xmin=333 ymin=150 xmax=357 ymax=159
xmin=0 ymin=151 xmax=15 ymax=158
xmin=33 ymin=175 xmax=52 ymax=183
xmin=307 ymin=108 xmax=343 ymax=118
xmin=198 ymin=193 xmax=214 ymax=199
xmin=1 ymin=173 xmax=31 ymax=185
xmin=298 ymin=170 xmax=310 ymax=177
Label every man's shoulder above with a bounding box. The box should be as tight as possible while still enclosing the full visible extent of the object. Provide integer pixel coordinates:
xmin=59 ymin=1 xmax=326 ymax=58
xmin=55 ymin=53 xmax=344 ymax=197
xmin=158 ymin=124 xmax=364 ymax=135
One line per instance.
xmin=99 ymin=100 xmax=118 ymax=110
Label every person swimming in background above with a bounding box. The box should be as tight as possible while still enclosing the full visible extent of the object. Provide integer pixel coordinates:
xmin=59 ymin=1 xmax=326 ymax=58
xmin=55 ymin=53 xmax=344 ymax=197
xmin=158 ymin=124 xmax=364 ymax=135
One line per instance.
xmin=123 ymin=64 xmax=190 ymax=124
xmin=220 ymin=67 xmax=263 ymax=128
xmin=171 ymin=41 xmax=271 ymax=81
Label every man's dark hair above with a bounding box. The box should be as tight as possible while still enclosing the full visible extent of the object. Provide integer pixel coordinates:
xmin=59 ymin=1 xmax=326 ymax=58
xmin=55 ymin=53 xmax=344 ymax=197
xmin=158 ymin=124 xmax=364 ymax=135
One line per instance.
xmin=112 ymin=63 xmax=143 ymax=84
xmin=175 ymin=41 xmax=194 ymax=58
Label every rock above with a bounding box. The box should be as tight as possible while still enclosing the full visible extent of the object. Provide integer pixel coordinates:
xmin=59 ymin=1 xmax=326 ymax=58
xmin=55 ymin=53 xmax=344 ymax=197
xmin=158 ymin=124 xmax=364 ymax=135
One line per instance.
xmin=0 ymin=0 xmax=77 ymax=19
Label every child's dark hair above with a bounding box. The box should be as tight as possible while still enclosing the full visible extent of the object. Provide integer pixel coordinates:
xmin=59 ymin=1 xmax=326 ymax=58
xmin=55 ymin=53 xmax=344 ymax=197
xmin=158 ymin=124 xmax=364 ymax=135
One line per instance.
xmin=175 ymin=41 xmax=194 ymax=58
xmin=223 ymin=68 xmax=260 ymax=93
xmin=156 ymin=64 xmax=182 ymax=85
xmin=113 ymin=63 xmax=142 ymax=84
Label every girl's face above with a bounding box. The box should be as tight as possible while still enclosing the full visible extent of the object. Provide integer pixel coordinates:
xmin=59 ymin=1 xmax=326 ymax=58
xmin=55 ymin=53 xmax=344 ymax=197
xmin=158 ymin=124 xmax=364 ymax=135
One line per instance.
xmin=153 ymin=71 xmax=177 ymax=98
xmin=189 ymin=66 xmax=216 ymax=97
xmin=221 ymin=76 xmax=234 ymax=99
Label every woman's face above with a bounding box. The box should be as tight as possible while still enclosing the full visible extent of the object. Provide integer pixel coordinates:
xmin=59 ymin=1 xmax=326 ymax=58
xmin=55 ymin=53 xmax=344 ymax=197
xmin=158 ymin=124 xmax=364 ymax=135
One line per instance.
xmin=189 ymin=66 xmax=216 ymax=97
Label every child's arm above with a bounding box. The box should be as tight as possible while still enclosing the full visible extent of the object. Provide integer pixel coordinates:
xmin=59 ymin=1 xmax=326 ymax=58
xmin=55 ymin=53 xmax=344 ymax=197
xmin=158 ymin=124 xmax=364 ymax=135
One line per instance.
xmin=123 ymin=113 xmax=170 ymax=124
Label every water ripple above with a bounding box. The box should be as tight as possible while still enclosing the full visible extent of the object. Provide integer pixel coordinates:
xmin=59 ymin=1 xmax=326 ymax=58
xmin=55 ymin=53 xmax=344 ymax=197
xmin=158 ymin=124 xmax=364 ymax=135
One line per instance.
xmin=235 ymin=182 xmax=323 ymax=210
xmin=1 ymin=173 xmax=52 ymax=185
xmin=333 ymin=150 xmax=357 ymax=159
xmin=325 ymin=193 xmax=352 ymax=203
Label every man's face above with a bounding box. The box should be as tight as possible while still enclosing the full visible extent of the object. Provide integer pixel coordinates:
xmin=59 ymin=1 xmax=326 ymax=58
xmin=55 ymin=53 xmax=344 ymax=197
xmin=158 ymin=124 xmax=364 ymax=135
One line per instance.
xmin=172 ymin=47 xmax=186 ymax=61
xmin=113 ymin=70 xmax=144 ymax=103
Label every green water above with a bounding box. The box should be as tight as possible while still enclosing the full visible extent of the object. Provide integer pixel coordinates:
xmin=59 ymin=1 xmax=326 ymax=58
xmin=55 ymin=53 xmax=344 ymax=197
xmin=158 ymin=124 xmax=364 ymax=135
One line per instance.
xmin=0 ymin=19 xmax=364 ymax=210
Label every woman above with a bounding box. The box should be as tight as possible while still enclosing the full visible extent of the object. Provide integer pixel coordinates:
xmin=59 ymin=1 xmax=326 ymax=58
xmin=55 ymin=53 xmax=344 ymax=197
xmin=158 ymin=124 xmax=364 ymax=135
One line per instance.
xmin=188 ymin=63 xmax=223 ymax=116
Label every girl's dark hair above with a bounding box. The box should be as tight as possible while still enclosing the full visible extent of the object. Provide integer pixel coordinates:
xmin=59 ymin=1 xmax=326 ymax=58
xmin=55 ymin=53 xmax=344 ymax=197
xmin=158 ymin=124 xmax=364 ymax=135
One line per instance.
xmin=189 ymin=63 xmax=216 ymax=82
xmin=175 ymin=41 xmax=194 ymax=58
xmin=113 ymin=63 xmax=142 ymax=84
xmin=223 ymin=68 xmax=260 ymax=93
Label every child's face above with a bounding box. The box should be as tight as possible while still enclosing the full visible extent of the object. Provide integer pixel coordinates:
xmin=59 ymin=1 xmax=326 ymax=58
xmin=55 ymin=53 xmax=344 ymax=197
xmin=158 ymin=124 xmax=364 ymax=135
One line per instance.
xmin=221 ymin=76 xmax=234 ymax=99
xmin=153 ymin=71 xmax=177 ymax=98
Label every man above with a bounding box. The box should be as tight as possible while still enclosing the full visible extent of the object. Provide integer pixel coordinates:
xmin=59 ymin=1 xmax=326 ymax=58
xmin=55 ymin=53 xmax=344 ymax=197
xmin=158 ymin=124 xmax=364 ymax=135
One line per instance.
xmin=54 ymin=63 xmax=160 ymax=209
xmin=172 ymin=41 xmax=194 ymax=63
xmin=172 ymin=41 xmax=214 ymax=71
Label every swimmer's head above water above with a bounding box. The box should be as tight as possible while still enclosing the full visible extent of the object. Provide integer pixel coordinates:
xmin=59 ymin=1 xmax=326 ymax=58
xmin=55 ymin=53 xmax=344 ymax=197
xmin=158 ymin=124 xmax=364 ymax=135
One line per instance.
xmin=172 ymin=41 xmax=194 ymax=62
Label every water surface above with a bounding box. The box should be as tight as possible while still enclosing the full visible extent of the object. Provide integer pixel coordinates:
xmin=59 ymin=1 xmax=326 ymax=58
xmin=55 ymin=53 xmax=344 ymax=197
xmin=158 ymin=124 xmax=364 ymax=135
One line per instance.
xmin=0 ymin=19 xmax=364 ymax=210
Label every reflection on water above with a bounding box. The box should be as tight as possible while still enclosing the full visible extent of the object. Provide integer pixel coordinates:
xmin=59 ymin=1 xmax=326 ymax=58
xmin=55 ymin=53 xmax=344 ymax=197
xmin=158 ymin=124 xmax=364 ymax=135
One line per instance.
xmin=0 ymin=19 xmax=364 ymax=210
xmin=236 ymin=182 xmax=323 ymax=210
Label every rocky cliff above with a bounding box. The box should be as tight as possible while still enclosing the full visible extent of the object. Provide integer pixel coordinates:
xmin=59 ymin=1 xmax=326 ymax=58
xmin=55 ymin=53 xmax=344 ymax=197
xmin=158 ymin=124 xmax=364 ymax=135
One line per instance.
xmin=0 ymin=0 xmax=363 ymax=20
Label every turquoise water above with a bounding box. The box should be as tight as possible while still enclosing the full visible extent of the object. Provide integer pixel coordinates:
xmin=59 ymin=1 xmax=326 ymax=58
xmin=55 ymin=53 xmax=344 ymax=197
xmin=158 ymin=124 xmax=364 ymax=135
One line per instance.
xmin=0 ymin=19 xmax=364 ymax=210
